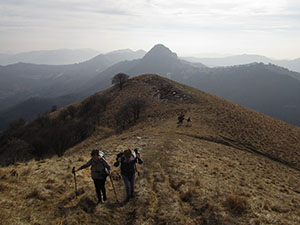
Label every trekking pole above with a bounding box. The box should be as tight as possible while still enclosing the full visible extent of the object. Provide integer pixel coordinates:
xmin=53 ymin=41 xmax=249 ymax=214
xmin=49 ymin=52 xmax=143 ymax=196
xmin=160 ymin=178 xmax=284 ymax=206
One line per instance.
xmin=72 ymin=167 xmax=78 ymax=198
xmin=134 ymin=149 xmax=140 ymax=176
xmin=109 ymin=174 xmax=119 ymax=203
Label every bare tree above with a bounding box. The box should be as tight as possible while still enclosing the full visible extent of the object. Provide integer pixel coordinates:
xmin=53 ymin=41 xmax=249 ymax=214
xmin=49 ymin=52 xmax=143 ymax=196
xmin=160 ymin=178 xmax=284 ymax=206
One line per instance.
xmin=126 ymin=98 xmax=146 ymax=122
xmin=114 ymin=105 xmax=132 ymax=132
xmin=114 ymin=97 xmax=146 ymax=132
xmin=112 ymin=73 xmax=129 ymax=90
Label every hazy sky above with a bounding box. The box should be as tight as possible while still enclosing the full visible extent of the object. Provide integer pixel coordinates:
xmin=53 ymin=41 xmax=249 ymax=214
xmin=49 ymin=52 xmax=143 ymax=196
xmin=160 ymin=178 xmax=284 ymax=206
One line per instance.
xmin=1 ymin=0 xmax=300 ymax=59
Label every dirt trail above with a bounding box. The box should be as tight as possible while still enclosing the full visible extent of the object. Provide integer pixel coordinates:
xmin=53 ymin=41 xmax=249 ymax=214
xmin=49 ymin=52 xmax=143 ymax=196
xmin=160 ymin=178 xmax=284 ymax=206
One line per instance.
xmin=110 ymin=130 xmax=219 ymax=225
xmin=96 ymin=132 xmax=192 ymax=225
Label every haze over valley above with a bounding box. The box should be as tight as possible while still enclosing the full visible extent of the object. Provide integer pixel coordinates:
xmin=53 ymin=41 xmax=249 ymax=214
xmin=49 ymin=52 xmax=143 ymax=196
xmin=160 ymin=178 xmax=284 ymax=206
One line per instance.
xmin=0 ymin=44 xmax=300 ymax=131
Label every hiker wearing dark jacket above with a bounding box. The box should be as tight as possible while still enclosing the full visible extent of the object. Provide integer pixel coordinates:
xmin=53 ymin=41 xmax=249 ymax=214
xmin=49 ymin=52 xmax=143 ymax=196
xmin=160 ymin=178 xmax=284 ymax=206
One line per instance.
xmin=74 ymin=149 xmax=111 ymax=204
xmin=114 ymin=149 xmax=143 ymax=202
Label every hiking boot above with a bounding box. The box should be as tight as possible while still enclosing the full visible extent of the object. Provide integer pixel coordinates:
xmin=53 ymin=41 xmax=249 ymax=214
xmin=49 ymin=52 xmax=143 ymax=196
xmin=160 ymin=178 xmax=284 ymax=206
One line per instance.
xmin=103 ymin=195 xmax=107 ymax=201
xmin=97 ymin=199 xmax=102 ymax=205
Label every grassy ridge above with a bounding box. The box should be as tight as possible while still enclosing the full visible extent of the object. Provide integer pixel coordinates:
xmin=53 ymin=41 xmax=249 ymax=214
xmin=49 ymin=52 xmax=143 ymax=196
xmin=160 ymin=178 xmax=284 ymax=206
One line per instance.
xmin=0 ymin=74 xmax=300 ymax=224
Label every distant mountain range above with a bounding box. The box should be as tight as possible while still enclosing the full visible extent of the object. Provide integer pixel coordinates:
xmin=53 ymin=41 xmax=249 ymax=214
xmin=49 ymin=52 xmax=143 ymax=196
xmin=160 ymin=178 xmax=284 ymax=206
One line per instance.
xmin=0 ymin=49 xmax=146 ymax=110
xmin=0 ymin=49 xmax=146 ymax=131
xmin=0 ymin=44 xmax=300 ymax=131
xmin=2 ymin=48 xmax=299 ymax=72
xmin=0 ymin=49 xmax=102 ymax=65
xmin=183 ymin=54 xmax=300 ymax=73
xmin=78 ymin=44 xmax=208 ymax=96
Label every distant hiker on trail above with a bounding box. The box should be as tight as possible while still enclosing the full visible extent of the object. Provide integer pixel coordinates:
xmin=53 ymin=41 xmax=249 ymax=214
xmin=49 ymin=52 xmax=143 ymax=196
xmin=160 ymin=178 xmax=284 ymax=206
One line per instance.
xmin=114 ymin=148 xmax=143 ymax=203
xmin=186 ymin=117 xmax=192 ymax=127
xmin=177 ymin=113 xmax=185 ymax=126
xmin=74 ymin=149 xmax=111 ymax=204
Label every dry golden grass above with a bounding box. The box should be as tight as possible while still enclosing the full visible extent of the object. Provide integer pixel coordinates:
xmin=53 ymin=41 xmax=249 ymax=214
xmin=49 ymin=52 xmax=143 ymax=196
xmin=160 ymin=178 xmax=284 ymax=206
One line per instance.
xmin=1 ymin=74 xmax=300 ymax=224
xmin=223 ymin=194 xmax=249 ymax=215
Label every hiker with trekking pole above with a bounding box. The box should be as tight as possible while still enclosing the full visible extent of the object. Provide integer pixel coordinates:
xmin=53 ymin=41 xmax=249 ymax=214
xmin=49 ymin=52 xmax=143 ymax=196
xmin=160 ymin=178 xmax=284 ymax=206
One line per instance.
xmin=73 ymin=149 xmax=112 ymax=204
xmin=114 ymin=148 xmax=143 ymax=203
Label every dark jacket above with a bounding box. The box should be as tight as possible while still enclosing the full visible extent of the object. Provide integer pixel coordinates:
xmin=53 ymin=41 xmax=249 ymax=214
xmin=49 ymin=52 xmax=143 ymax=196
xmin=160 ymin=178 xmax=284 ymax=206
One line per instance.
xmin=114 ymin=155 xmax=143 ymax=177
xmin=79 ymin=158 xmax=111 ymax=180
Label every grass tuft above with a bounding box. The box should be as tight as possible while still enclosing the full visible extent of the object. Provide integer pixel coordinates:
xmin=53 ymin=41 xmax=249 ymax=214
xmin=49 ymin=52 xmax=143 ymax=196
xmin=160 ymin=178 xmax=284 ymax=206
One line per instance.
xmin=0 ymin=183 xmax=7 ymax=192
xmin=223 ymin=195 xmax=249 ymax=216
xmin=179 ymin=188 xmax=193 ymax=202
xmin=46 ymin=178 xmax=56 ymax=184
xmin=26 ymin=189 xmax=46 ymax=201
xmin=10 ymin=169 xmax=18 ymax=177
xmin=77 ymin=196 xmax=97 ymax=213
xmin=78 ymin=157 xmax=85 ymax=162
xmin=170 ymin=177 xmax=186 ymax=191
xmin=21 ymin=168 xmax=31 ymax=176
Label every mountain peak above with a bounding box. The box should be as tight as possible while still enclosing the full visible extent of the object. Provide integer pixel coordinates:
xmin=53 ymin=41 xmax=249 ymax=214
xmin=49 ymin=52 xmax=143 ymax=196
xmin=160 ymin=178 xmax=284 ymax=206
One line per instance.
xmin=143 ymin=44 xmax=178 ymax=61
xmin=151 ymin=44 xmax=171 ymax=51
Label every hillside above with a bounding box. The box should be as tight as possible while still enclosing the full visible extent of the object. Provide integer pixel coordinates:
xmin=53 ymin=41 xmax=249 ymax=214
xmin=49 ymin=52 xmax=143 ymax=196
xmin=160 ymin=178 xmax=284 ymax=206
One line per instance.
xmin=0 ymin=94 xmax=79 ymax=131
xmin=185 ymin=63 xmax=300 ymax=126
xmin=82 ymin=44 xmax=300 ymax=126
xmin=77 ymin=44 xmax=206 ymax=96
xmin=1 ymin=44 xmax=300 ymax=132
xmin=0 ymin=49 xmax=145 ymax=111
xmin=1 ymin=74 xmax=300 ymax=224
xmin=183 ymin=54 xmax=300 ymax=74
xmin=0 ymin=49 xmax=146 ymax=131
